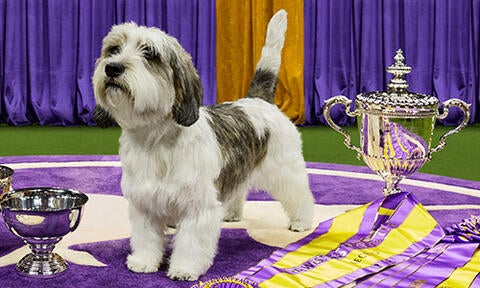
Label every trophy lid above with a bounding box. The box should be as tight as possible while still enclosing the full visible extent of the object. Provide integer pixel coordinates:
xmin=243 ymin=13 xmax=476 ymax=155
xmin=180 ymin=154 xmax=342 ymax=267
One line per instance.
xmin=356 ymin=49 xmax=439 ymax=117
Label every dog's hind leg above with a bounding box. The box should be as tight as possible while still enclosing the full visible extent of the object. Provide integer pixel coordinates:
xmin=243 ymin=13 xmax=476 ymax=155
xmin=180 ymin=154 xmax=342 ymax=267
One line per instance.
xmin=221 ymin=183 xmax=249 ymax=222
xmin=262 ymin=164 xmax=314 ymax=232
xmin=276 ymin=172 xmax=314 ymax=231
xmin=167 ymin=202 xmax=223 ymax=281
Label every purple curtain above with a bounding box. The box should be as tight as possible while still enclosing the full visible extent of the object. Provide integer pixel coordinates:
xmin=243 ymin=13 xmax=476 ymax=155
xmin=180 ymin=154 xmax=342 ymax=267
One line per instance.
xmin=304 ymin=0 xmax=480 ymax=126
xmin=0 ymin=0 xmax=216 ymax=126
xmin=2 ymin=0 xmax=478 ymax=126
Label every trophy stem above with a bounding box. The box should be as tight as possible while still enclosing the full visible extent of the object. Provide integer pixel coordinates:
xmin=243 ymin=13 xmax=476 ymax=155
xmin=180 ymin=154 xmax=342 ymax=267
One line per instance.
xmin=18 ymin=237 xmax=67 ymax=277
xmin=29 ymin=239 xmax=60 ymax=255
xmin=382 ymin=175 xmax=403 ymax=195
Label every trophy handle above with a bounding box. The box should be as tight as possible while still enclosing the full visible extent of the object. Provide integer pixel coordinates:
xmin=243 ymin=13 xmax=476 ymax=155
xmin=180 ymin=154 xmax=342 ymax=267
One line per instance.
xmin=323 ymin=96 xmax=362 ymax=155
xmin=429 ymin=99 xmax=471 ymax=158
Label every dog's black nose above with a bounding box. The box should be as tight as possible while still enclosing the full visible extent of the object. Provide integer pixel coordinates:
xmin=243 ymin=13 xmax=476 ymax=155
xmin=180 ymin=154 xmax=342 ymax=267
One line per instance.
xmin=105 ymin=62 xmax=125 ymax=78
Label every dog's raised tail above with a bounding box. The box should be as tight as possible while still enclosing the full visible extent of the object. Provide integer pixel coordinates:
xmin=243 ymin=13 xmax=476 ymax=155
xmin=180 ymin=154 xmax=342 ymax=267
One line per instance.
xmin=246 ymin=9 xmax=287 ymax=104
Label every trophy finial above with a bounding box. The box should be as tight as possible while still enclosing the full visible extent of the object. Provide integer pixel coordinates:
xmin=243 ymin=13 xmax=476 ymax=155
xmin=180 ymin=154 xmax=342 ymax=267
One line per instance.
xmin=387 ymin=49 xmax=411 ymax=91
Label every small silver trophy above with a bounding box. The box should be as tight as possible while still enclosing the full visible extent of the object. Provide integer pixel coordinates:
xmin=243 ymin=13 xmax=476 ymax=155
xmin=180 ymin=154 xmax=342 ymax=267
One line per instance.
xmin=323 ymin=49 xmax=470 ymax=195
xmin=0 ymin=165 xmax=13 ymax=197
xmin=1 ymin=187 xmax=88 ymax=277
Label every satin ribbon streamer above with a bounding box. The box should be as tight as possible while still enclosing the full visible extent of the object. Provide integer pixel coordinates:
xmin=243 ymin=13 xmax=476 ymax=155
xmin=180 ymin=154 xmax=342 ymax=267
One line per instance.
xmin=238 ymin=193 xmax=480 ymax=287
xmin=192 ymin=192 xmax=480 ymax=287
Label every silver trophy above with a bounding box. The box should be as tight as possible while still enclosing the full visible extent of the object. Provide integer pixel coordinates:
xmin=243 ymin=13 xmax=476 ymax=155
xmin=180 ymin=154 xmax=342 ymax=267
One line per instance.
xmin=0 ymin=187 xmax=88 ymax=277
xmin=0 ymin=165 xmax=13 ymax=197
xmin=323 ymin=49 xmax=470 ymax=195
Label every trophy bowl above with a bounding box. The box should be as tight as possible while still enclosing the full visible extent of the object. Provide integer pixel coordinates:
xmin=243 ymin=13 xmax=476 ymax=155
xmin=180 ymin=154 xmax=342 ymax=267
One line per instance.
xmin=0 ymin=165 xmax=13 ymax=197
xmin=323 ymin=49 xmax=470 ymax=195
xmin=0 ymin=187 xmax=88 ymax=277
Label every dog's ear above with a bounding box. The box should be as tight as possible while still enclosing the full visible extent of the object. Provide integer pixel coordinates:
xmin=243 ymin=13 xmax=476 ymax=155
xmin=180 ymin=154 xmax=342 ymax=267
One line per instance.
xmin=93 ymin=105 xmax=117 ymax=128
xmin=170 ymin=51 xmax=203 ymax=127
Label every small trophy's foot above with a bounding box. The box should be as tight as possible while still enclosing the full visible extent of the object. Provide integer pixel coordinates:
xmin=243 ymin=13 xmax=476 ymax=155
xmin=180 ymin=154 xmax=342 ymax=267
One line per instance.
xmin=16 ymin=253 xmax=68 ymax=277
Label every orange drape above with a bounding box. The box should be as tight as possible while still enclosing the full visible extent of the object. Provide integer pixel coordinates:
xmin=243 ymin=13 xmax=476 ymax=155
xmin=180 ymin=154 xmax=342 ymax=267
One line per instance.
xmin=216 ymin=0 xmax=305 ymax=124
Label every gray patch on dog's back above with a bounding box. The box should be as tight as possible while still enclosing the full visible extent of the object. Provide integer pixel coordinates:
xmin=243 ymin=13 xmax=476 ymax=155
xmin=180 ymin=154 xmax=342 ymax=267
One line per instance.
xmin=246 ymin=69 xmax=277 ymax=104
xmin=206 ymin=103 xmax=270 ymax=201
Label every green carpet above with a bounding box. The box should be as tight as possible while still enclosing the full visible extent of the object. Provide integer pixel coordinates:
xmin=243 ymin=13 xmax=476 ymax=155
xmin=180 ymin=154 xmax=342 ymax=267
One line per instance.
xmin=0 ymin=124 xmax=478 ymax=181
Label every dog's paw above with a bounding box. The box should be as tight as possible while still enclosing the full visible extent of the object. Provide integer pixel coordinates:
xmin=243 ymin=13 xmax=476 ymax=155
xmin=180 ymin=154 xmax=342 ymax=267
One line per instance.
xmin=126 ymin=254 xmax=159 ymax=273
xmin=223 ymin=214 xmax=241 ymax=222
xmin=167 ymin=267 xmax=200 ymax=281
xmin=289 ymin=220 xmax=311 ymax=232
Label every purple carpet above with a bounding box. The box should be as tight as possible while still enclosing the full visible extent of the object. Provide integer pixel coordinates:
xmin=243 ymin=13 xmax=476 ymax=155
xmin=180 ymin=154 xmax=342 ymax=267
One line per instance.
xmin=0 ymin=155 xmax=479 ymax=288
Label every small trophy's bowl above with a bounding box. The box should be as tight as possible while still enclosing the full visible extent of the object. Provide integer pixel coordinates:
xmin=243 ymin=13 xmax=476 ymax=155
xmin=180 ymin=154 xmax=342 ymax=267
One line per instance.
xmin=0 ymin=165 xmax=14 ymax=197
xmin=0 ymin=187 xmax=88 ymax=277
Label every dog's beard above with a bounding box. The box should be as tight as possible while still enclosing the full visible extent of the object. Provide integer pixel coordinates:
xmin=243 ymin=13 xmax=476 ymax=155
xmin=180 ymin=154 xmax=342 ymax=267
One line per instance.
xmin=104 ymin=79 xmax=128 ymax=92
xmin=96 ymin=89 xmax=135 ymax=129
xmin=95 ymin=80 xmax=131 ymax=113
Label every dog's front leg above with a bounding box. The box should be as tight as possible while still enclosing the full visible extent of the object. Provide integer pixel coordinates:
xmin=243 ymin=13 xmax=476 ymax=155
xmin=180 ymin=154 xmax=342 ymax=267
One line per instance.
xmin=126 ymin=204 xmax=166 ymax=273
xmin=167 ymin=203 xmax=223 ymax=281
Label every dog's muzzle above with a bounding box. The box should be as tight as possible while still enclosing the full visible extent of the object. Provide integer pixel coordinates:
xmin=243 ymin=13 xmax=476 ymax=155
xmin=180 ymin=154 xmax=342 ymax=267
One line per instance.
xmin=105 ymin=62 xmax=125 ymax=78
xmin=103 ymin=62 xmax=127 ymax=91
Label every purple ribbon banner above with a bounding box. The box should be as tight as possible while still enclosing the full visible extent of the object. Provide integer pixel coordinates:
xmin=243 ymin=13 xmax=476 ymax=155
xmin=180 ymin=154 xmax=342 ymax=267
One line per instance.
xmin=356 ymin=243 xmax=478 ymax=287
xmin=193 ymin=192 xmax=480 ymax=288
xmin=234 ymin=192 xmax=446 ymax=287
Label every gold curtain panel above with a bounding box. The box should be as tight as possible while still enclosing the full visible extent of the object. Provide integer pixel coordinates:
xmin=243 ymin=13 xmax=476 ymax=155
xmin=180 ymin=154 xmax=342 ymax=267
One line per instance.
xmin=216 ymin=0 xmax=305 ymax=124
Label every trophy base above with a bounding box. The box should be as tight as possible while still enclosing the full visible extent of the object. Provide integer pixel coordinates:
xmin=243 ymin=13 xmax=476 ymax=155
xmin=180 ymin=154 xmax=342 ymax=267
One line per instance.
xmin=16 ymin=252 xmax=68 ymax=277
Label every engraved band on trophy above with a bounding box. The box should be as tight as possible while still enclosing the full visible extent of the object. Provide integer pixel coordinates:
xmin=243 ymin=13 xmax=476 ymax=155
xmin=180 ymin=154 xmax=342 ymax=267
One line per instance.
xmin=323 ymin=49 xmax=471 ymax=196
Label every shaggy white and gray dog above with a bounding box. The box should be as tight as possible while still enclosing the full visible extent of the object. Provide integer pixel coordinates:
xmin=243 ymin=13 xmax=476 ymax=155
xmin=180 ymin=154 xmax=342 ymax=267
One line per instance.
xmin=92 ymin=10 xmax=314 ymax=281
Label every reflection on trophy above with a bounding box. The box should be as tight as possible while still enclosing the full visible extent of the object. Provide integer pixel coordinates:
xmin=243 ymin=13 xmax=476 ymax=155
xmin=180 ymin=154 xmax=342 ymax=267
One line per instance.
xmin=323 ymin=49 xmax=470 ymax=195
xmin=0 ymin=165 xmax=13 ymax=197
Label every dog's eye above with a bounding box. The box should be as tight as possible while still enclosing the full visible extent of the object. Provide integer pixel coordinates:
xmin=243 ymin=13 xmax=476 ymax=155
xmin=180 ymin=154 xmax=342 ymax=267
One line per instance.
xmin=142 ymin=46 xmax=157 ymax=60
xmin=107 ymin=46 xmax=121 ymax=56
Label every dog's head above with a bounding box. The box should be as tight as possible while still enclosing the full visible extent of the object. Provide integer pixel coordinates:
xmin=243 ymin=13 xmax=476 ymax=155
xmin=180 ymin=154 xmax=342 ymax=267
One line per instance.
xmin=92 ymin=22 xmax=203 ymax=129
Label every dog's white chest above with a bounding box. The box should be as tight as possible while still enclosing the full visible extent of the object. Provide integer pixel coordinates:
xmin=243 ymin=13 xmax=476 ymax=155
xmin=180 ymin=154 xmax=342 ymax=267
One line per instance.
xmin=122 ymin=174 xmax=188 ymax=225
xmin=119 ymin=136 xmax=220 ymax=221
